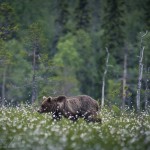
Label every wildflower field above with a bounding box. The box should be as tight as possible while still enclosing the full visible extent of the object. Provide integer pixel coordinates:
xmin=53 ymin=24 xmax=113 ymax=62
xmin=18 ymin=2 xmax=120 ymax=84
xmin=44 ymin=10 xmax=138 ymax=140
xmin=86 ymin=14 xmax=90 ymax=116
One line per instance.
xmin=0 ymin=106 xmax=150 ymax=150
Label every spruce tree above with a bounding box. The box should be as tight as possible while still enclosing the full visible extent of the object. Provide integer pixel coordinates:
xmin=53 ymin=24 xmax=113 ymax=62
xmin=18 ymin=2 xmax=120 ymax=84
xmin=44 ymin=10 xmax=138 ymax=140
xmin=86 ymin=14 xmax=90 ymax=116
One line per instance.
xmin=75 ymin=0 xmax=91 ymax=30
xmin=51 ymin=0 xmax=70 ymax=55
xmin=144 ymin=0 xmax=150 ymax=31
xmin=74 ymin=0 xmax=97 ymax=97
xmin=102 ymin=0 xmax=126 ymax=107
xmin=0 ymin=2 xmax=17 ymax=40
xmin=102 ymin=0 xmax=125 ymax=62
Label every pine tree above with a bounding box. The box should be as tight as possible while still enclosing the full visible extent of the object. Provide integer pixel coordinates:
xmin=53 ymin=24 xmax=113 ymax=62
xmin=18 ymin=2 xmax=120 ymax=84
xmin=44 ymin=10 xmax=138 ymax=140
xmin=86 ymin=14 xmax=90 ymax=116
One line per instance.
xmin=24 ymin=22 xmax=47 ymax=104
xmin=0 ymin=2 xmax=17 ymax=106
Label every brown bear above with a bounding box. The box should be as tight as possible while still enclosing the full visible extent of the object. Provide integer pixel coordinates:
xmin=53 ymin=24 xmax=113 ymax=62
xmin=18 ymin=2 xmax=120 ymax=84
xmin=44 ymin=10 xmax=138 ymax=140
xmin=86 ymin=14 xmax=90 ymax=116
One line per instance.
xmin=38 ymin=95 xmax=101 ymax=123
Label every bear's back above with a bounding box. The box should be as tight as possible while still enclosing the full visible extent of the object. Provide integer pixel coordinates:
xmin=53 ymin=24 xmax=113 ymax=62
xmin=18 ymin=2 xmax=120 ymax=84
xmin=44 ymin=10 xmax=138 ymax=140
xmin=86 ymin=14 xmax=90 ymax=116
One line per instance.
xmin=67 ymin=95 xmax=99 ymax=112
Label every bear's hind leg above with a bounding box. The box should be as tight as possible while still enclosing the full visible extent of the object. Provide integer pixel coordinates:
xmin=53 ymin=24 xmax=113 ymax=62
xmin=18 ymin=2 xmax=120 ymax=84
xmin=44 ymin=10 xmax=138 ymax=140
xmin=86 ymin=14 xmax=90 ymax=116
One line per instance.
xmin=83 ymin=111 xmax=101 ymax=123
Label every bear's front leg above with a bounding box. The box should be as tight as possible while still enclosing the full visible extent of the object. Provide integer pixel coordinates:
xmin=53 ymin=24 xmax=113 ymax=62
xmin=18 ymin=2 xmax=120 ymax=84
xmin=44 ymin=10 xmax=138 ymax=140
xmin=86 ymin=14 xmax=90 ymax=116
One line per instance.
xmin=68 ymin=115 xmax=78 ymax=122
xmin=52 ymin=111 xmax=62 ymax=121
xmin=63 ymin=111 xmax=78 ymax=122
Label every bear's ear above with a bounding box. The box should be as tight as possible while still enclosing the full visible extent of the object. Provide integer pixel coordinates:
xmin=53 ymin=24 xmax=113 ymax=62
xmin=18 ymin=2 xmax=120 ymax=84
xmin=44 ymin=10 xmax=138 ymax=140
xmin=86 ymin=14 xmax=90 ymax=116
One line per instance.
xmin=57 ymin=95 xmax=66 ymax=102
xmin=43 ymin=96 xmax=47 ymax=100
xmin=47 ymin=96 xmax=52 ymax=102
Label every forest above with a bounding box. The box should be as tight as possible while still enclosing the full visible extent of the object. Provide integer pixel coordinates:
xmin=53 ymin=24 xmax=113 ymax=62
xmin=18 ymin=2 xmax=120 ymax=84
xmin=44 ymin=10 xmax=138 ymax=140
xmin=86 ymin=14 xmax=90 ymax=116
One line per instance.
xmin=0 ymin=0 xmax=150 ymax=109
xmin=0 ymin=0 xmax=150 ymax=150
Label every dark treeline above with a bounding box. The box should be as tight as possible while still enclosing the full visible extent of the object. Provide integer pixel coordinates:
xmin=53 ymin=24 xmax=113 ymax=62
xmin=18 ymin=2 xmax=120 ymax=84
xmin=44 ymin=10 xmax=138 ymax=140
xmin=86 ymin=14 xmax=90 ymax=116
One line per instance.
xmin=0 ymin=0 xmax=149 ymax=110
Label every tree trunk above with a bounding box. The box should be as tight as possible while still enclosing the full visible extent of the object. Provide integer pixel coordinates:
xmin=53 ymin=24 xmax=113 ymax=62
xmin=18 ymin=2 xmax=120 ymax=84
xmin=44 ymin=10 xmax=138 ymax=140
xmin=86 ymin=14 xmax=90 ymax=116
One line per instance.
xmin=122 ymin=50 xmax=127 ymax=110
xmin=136 ymin=31 xmax=148 ymax=112
xmin=101 ymin=47 xmax=109 ymax=107
xmin=31 ymin=46 xmax=36 ymax=104
xmin=136 ymin=52 xmax=144 ymax=112
xmin=1 ymin=66 xmax=7 ymax=106
xmin=144 ymin=77 xmax=148 ymax=111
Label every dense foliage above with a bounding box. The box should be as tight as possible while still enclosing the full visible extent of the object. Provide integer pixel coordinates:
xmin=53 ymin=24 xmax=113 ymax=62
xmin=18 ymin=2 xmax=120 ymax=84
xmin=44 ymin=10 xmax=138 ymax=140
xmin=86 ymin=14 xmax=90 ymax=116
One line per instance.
xmin=0 ymin=106 xmax=150 ymax=150
xmin=0 ymin=0 xmax=149 ymax=110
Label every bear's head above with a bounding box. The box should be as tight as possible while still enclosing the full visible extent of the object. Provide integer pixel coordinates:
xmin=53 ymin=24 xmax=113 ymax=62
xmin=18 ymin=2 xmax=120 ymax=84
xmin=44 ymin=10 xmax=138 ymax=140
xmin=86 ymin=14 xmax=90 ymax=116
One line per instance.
xmin=37 ymin=95 xmax=66 ymax=113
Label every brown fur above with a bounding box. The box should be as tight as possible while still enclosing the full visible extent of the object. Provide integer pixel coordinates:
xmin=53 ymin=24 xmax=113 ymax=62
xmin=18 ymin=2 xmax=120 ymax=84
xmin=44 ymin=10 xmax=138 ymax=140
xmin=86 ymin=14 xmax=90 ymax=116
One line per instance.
xmin=38 ymin=95 xmax=101 ymax=123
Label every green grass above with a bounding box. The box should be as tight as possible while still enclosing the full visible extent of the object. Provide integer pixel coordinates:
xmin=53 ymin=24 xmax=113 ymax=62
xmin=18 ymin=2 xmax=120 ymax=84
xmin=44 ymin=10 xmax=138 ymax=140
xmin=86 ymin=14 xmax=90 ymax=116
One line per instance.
xmin=0 ymin=106 xmax=150 ymax=150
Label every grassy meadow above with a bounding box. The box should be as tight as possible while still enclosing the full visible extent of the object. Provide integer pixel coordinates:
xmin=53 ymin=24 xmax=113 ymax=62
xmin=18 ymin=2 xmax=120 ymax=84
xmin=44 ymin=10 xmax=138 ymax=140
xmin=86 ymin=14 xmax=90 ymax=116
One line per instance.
xmin=0 ymin=106 xmax=150 ymax=150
